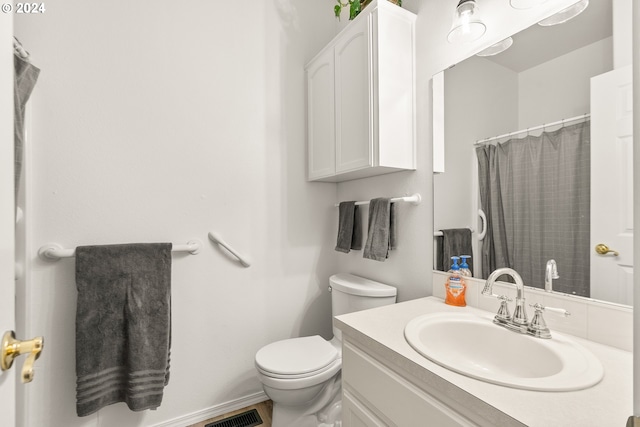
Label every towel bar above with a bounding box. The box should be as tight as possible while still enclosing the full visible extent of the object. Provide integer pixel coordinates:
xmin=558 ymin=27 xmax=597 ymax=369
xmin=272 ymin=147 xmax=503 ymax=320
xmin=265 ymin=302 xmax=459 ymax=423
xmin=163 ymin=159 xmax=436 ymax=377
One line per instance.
xmin=38 ymin=240 xmax=202 ymax=261
xmin=334 ymin=193 xmax=421 ymax=207
xmin=433 ymin=228 xmax=474 ymax=237
xmin=207 ymin=232 xmax=251 ymax=268
xmin=434 ymin=210 xmax=486 ymax=240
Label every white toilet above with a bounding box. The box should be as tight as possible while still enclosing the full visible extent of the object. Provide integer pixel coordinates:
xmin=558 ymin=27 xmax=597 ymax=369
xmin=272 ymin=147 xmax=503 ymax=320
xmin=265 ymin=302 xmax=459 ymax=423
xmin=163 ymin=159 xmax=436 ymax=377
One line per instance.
xmin=255 ymin=273 xmax=397 ymax=427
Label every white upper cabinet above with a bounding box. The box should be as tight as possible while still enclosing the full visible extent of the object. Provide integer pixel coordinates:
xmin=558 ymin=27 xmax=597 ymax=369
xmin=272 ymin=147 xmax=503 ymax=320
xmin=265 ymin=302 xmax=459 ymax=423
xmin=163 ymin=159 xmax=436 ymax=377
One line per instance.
xmin=306 ymin=0 xmax=416 ymax=182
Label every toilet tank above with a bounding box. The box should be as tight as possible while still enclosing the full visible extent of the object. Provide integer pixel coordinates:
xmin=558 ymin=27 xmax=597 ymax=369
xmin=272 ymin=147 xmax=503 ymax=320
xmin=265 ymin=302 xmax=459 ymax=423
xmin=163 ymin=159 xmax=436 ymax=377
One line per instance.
xmin=329 ymin=273 xmax=397 ymax=341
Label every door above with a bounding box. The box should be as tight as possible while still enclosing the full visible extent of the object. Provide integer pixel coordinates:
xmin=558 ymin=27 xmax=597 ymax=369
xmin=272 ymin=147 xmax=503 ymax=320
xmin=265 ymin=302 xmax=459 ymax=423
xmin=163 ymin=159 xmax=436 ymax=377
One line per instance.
xmin=335 ymin=15 xmax=372 ymax=174
xmin=590 ymin=65 xmax=633 ymax=305
xmin=307 ymin=49 xmax=336 ymax=180
xmin=1 ymin=15 xmax=17 ymax=426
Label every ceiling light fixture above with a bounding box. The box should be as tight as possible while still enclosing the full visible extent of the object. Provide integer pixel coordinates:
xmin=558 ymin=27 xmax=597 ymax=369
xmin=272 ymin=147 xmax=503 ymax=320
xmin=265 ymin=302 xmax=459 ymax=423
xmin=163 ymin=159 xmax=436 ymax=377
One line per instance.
xmin=538 ymin=0 xmax=589 ymax=26
xmin=510 ymin=0 xmax=548 ymax=9
xmin=476 ymin=37 xmax=513 ymax=57
xmin=447 ymin=0 xmax=486 ymax=44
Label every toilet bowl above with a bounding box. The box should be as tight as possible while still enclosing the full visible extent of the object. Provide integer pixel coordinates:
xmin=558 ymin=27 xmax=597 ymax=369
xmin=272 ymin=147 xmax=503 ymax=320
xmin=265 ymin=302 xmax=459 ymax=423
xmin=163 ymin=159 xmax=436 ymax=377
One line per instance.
xmin=255 ymin=274 xmax=397 ymax=427
xmin=256 ymin=335 xmax=342 ymax=426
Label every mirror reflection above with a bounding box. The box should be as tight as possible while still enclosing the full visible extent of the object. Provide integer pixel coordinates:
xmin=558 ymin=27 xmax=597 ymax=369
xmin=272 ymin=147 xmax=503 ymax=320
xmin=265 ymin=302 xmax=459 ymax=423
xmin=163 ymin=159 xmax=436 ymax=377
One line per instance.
xmin=433 ymin=0 xmax=633 ymax=306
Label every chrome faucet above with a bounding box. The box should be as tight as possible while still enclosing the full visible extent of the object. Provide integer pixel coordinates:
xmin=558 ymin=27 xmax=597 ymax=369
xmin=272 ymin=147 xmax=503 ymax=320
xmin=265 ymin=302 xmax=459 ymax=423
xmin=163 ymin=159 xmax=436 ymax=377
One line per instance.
xmin=483 ymin=267 xmax=571 ymax=339
xmin=482 ymin=267 xmax=528 ymax=332
xmin=544 ymin=260 xmax=559 ymax=292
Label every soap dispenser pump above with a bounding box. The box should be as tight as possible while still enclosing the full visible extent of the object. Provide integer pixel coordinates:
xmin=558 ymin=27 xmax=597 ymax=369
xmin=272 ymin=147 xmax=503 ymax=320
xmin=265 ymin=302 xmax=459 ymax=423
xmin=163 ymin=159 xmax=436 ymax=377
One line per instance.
xmin=459 ymin=255 xmax=472 ymax=277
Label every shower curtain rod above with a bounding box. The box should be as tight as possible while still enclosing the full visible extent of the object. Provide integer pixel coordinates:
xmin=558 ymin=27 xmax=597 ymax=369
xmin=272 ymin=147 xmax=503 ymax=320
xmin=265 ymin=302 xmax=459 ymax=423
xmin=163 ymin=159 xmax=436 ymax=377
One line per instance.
xmin=473 ymin=113 xmax=591 ymax=146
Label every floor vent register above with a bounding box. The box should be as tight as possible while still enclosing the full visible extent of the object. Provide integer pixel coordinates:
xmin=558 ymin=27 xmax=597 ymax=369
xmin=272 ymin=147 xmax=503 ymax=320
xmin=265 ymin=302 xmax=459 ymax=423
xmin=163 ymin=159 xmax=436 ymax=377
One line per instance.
xmin=204 ymin=408 xmax=263 ymax=427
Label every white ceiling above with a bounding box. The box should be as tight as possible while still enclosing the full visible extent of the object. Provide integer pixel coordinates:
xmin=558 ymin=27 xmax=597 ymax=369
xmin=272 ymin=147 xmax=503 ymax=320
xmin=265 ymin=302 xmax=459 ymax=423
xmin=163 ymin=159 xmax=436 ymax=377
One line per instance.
xmin=485 ymin=0 xmax=613 ymax=72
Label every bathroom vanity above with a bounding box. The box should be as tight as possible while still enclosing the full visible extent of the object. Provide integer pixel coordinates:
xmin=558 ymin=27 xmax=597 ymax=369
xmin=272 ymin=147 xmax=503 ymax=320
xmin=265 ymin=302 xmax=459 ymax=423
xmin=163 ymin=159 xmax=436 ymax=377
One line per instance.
xmin=335 ymin=297 xmax=632 ymax=427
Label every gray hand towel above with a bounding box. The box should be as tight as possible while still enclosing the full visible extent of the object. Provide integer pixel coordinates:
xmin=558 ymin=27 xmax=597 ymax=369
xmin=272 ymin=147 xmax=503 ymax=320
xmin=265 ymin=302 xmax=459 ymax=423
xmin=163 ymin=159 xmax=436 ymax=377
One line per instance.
xmin=75 ymin=243 xmax=172 ymax=417
xmin=363 ymin=198 xmax=396 ymax=261
xmin=436 ymin=228 xmax=473 ymax=272
xmin=335 ymin=201 xmax=363 ymax=253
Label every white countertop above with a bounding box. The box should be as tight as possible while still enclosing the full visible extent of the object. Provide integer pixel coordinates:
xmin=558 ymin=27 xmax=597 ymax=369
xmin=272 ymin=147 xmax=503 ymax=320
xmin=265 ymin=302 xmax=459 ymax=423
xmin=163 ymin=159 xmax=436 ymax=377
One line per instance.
xmin=335 ymin=296 xmax=632 ymax=427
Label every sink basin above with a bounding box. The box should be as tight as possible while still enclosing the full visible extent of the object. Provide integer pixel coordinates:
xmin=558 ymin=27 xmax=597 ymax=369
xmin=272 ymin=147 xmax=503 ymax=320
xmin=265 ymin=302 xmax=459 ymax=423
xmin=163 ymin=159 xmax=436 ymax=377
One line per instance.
xmin=404 ymin=312 xmax=603 ymax=391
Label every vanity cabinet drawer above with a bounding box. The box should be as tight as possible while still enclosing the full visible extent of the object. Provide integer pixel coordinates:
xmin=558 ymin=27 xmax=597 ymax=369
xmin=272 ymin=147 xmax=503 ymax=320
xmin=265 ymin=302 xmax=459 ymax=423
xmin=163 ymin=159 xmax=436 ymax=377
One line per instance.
xmin=342 ymin=340 xmax=478 ymax=427
xmin=343 ymin=389 xmax=388 ymax=427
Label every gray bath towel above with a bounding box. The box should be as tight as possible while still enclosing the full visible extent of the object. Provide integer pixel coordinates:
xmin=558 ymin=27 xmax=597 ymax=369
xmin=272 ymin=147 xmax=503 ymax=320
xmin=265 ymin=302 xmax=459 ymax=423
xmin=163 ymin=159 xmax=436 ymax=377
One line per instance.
xmin=335 ymin=201 xmax=363 ymax=253
xmin=363 ymin=198 xmax=396 ymax=261
xmin=436 ymin=228 xmax=473 ymax=272
xmin=75 ymin=243 xmax=172 ymax=417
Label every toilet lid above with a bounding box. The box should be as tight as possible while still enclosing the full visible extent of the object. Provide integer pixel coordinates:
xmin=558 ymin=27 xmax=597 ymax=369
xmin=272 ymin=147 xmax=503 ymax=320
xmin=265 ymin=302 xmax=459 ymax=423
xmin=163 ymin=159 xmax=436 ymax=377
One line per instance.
xmin=255 ymin=335 xmax=338 ymax=376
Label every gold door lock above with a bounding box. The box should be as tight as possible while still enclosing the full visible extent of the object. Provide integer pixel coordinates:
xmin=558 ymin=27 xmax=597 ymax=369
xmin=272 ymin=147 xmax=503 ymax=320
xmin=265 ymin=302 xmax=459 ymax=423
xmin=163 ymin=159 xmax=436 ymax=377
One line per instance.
xmin=1 ymin=331 xmax=44 ymax=383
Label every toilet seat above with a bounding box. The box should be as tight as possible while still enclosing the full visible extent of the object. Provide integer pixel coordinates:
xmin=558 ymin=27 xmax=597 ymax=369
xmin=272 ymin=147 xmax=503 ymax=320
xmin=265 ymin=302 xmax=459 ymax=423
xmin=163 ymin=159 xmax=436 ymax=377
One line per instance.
xmin=256 ymin=358 xmax=341 ymax=391
xmin=255 ymin=335 xmax=338 ymax=379
xmin=255 ymin=335 xmax=342 ymax=391
xmin=256 ymin=361 xmax=338 ymax=379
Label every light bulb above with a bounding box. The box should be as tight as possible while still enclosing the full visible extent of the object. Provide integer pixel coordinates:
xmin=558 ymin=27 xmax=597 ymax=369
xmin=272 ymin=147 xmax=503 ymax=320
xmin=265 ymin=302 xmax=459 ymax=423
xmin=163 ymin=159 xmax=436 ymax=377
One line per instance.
xmin=447 ymin=0 xmax=486 ymax=44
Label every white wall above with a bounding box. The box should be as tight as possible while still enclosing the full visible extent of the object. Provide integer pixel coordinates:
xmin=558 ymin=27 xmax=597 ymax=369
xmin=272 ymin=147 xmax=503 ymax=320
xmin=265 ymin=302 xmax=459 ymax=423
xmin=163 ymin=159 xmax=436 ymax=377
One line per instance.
xmin=518 ymin=37 xmax=613 ymax=128
xmin=14 ymin=1 xmax=337 ymax=426
xmin=614 ymin=0 xmax=633 ymax=68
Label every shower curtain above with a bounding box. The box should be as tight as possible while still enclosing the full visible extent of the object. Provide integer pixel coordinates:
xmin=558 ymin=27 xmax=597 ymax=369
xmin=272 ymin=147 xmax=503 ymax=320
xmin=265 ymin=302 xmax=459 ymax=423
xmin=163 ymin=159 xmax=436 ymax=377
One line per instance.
xmin=476 ymin=121 xmax=590 ymax=297
xmin=14 ymin=44 xmax=40 ymax=202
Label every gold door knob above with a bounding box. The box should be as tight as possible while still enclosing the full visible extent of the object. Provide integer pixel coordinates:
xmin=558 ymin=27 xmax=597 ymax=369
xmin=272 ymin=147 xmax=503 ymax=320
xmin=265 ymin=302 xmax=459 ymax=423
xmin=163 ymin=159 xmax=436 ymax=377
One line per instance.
xmin=1 ymin=331 xmax=44 ymax=383
xmin=595 ymin=243 xmax=619 ymax=257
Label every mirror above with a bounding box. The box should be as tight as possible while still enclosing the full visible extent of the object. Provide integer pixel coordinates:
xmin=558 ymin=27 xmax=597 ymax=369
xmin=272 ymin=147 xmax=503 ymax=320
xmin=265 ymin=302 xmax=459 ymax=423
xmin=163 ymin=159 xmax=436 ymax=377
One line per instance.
xmin=433 ymin=0 xmax=633 ymax=306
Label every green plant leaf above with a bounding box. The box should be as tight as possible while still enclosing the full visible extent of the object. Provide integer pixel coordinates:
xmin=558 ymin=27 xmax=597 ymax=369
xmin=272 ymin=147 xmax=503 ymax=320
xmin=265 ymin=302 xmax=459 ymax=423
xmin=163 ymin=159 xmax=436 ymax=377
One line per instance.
xmin=334 ymin=3 xmax=341 ymax=19
xmin=349 ymin=0 xmax=361 ymax=20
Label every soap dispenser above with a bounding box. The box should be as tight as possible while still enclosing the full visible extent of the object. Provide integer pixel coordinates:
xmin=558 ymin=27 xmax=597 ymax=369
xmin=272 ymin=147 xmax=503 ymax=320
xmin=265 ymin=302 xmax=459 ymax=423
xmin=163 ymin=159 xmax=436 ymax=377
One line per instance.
xmin=459 ymin=255 xmax=472 ymax=277
xmin=445 ymin=256 xmax=466 ymax=307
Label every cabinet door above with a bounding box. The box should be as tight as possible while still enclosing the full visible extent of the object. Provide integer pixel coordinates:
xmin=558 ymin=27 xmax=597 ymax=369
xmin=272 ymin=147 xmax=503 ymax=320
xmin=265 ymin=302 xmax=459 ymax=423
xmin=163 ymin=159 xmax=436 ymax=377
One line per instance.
xmin=334 ymin=16 xmax=372 ymax=173
xmin=307 ymin=51 xmax=336 ymax=180
xmin=343 ymin=341 xmax=479 ymax=427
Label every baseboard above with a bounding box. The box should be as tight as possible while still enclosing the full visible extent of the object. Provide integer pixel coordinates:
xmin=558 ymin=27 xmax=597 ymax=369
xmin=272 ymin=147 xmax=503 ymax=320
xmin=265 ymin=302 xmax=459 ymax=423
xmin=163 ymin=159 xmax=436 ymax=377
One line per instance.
xmin=150 ymin=391 xmax=269 ymax=427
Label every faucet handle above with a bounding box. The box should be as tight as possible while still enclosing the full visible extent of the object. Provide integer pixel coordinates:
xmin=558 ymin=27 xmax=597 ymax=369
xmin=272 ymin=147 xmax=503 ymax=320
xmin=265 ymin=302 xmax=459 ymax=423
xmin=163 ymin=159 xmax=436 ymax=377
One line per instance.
xmin=526 ymin=303 xmax=570 ymax=339
xmin=481 ymin=293 xmax=514 ymax=325
xmin=485 ymin=294 xmax=512 ymax=326
xmin=529 ymin=303 xmax=571 ymax=317
xmin=544 ymin=306 xmax=571 ymax=317
xmin=482 ymin=292 xmax=513 ymax=302
xmin=527 ymin=303 xmax=552 ymax=339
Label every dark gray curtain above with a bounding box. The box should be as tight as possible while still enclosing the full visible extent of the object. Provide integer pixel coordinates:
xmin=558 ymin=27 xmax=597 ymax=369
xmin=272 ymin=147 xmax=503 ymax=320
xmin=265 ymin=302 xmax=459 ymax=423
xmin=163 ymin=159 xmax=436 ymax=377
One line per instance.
xmin=476 ymin=121 xmax=590 ymax=297
xmin=14 ymin=52 xmax=40 ymax=202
